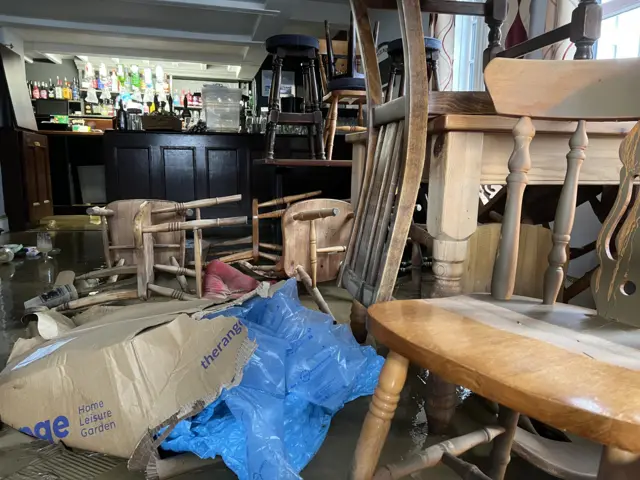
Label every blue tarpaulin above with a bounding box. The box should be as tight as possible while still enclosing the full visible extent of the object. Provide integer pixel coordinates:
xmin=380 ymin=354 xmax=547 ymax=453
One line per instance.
xmin=161 ymin=279 xmax=383 ymax=479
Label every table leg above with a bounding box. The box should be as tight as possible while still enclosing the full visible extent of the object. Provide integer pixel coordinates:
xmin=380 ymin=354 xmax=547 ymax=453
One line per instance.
xmin=425 ymin=131 xmax=483 ymax=433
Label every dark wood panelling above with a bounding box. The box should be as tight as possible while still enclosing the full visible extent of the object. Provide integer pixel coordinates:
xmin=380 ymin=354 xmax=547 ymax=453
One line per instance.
xmin=162 ymin=147 xmax=196 ymax=202
xmin=207 ymin=149 xmax=238 ymax=198
xmin=116 ymin=147 xmax=151 ymax=199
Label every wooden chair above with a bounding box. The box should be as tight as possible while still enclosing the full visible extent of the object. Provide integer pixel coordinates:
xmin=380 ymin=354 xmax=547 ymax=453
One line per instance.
xmin=350 ymin=57 xmax=640 ymax=480
xmin=213 ymin=190 xmax=322 ymax=265
xmin=133 ymin=201 xmax=247 ymax=300
xmin=340 ymin=0 xmax=429 ymax=340
xmin=321 ymin=13 xmax=368 ymax=160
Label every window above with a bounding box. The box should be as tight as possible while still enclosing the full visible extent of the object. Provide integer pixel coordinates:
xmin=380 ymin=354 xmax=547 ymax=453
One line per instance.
xmin=597 ymin=0 xmax=640 ymax=59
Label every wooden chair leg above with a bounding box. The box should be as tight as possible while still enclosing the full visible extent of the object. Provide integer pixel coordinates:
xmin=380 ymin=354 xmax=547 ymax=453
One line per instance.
xmin=597 ymin=447 xmax=640 ymax=480
xmin=324 ymin=99 xmax=336 ymax=144
xmin=326 ymin=96 xmax=339 ymax=161
xmin=193 ymin=228 xmax=203 ymax=298
xmin=357 ymin=100 xmax=364 ymax=127
xmin=488 ymin=406 xmax=519 ymax=480
xmin=351 ymin=351 xmax=409 ymax=480
xmin=310 ymin=219 xmax=317 ymax=287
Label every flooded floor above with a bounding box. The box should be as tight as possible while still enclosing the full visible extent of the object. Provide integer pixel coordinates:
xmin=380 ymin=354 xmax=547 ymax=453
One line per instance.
xmin=0 ymin=230 xmax=554 ymax=479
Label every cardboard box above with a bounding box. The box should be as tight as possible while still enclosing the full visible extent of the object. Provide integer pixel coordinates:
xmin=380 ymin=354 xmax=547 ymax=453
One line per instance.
xmin=0 ymin=299 xmax=257 ymax=468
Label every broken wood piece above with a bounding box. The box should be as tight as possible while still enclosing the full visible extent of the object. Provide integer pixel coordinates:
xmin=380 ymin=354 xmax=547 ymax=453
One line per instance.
xmin=218 ymin=250 xmax=253 ymax=264
xmin=209 ymin=236 xmax=252 ymax=247
xmin=142 ymin=216 xmax=247 ymax=233
xmin=235 ymin=261 xmax=282 ymax=279
xmin=259 ymin=242 xmax=282 ymax=252
xmin=259 ymin=251 xmax=280 ymax=262
xmin=54 ymin=289 xmax=139 ymax=312
xmin=150 ymin=194 xmax=242 ymax=214
xmin=258 ymin=190 xmax=322 ymax=208
xmin=258 ymin=209 xmax=286 ymax=220
xmin=154 ymin=264 xmax=198 ymax=277
xmin=86 ymin=206 xmax=114 ymax=216
xmin=54 ymin=270 xmax=76 ymax=287
xmin=107 ymin=258 xmax=126 ymax=283
xmin=373 ymin=426 xmax=504 ymax=480
xmin=148 ymin=283 xmax=198 ymax=301
xmin=76 ymin=276 xmax=138 ymax=295
xmin=296 ymin=265 xmax=334 ymax=319
xmin=292 ymin=207 xmax=339 ymax=221
xmin=170 ymin=256 xmax=191 ymax=293
xmin=316 ymin=246 xmax=347 ymax=254
xmin=76 ymin=265 xmax=137 ymax=280
xmin=108 ymin=244 xmax=181 ymax=250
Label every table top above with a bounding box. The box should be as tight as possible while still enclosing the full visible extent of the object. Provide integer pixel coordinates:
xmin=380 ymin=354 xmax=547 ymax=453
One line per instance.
xmin=39 ymin=130 xmax=105 ymax=136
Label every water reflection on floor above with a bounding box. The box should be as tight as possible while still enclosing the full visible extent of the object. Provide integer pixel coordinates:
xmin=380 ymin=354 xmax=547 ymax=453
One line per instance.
xmin=0 ymin=231 xmax=551 ymax=479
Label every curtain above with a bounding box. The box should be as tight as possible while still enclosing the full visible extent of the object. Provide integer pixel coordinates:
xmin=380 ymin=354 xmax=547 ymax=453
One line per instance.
xmin=504 ymin=0 xmax=579 ymax=59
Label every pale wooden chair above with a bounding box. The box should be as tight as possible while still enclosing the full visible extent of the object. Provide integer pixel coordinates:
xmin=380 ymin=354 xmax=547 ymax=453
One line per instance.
xmin=350 ymin=57 xmax=640 ymax=480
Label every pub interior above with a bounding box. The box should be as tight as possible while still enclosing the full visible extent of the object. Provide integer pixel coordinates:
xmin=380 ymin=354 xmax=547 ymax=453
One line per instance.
xmin=0 ymin=0 xmax=639 ymax=478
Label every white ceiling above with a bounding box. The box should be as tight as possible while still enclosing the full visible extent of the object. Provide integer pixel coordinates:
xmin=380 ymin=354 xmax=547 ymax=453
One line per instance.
xmin=2 ymin=0 xmax=352 ymax=81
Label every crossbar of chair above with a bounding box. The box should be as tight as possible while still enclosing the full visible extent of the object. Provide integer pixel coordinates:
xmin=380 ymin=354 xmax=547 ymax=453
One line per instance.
xmin=142 ymin=216 xmax=247 ymax=233
xmin=151 ymin=194 xmax=242 ymax=214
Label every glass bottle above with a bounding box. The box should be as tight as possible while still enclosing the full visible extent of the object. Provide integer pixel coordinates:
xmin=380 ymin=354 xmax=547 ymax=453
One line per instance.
xmin=40 ymin=82 xmax=48 ymax=99
xmin=48 ymin=79 xmax=55 ymax=99
xmin=32 ymin=82 xmax=40 ymax=99
xmin=55 ymin=76 xmax=63 ymax=99
xmin=72 ymin=78 xmax=79 ymax=100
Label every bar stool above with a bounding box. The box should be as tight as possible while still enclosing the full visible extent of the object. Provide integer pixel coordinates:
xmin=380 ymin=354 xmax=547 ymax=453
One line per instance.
xmin=386 ymin=37 xmax=442 ymax=98
xmin=264 ymin=34 xmax=325 ymax=161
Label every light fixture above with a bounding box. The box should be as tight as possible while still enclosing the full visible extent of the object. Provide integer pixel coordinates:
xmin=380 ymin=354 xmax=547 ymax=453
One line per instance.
xmin=77 ymin=55 xmax=88 ymax=62
xmin=227 ymin=65 xmax=241 ymax=73
xmin=43 ymin=53 xmax=62 ymax=64
xmin=23 ymin=55 xmax=33 ymax=63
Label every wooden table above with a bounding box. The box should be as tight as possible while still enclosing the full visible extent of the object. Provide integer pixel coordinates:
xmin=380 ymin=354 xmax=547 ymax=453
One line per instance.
xmin=347 ymin=114 xmax=635 ymax=296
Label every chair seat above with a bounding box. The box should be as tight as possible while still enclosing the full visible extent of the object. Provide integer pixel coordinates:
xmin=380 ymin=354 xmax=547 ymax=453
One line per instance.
xmin=387 ymin=36 xmax=442 ymax=56
xmin=367 ymin=293 xmax=640 ymax=453
xmin=265 ymin=34 xmax=320 ymax=54
xmin=327 ymin=77 xmax=366 ymax=92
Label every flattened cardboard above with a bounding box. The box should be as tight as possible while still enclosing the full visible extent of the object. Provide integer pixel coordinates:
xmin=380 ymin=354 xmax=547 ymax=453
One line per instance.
xmin=0 ymin=301 xmax=256 ymax=461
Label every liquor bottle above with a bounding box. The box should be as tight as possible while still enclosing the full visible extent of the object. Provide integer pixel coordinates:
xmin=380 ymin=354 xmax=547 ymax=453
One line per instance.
xmin=186 ymin=90 xmax=193 ymax=106
xmin=63 ymin=78 xmax=71 ymax=99
xmin=117 ymin=99 xmax=128 ymax=130
xmin=48 ymin=79 xmax=55 ymax=99
xmin=110 ymin=70 xmax=118 ymax=93
xmin=53 ymin=77 xmax=61 ymax=99
xmin=32 ymin=82 xmax=40 ymax=99
xmin=72 ymin=78 xmax=79 ymax=100
xmin=40 ymin=82 xmax=48 ymax=99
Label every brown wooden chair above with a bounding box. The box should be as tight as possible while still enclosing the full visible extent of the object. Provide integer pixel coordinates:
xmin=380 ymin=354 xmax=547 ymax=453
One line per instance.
xmin=350 ymin=57 xmax=640 ymax=480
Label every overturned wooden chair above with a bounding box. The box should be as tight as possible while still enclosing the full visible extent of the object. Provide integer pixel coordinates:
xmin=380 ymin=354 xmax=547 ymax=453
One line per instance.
xmin=133 ymin=201 xmax=247 ymax=300
xmin=214 ymin=190 xmax=322 ymax=264
xmin=350 ymin=58 xmax=640 ymax=480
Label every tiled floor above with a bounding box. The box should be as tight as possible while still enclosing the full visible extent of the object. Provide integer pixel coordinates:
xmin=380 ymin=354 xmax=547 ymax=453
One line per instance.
xmin=0 ymin=230 xmax=555 ymax=479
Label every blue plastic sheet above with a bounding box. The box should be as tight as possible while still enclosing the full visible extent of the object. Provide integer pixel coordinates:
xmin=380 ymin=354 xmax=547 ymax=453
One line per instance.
xmin=162 ymin=279 xmax=383 ymax=479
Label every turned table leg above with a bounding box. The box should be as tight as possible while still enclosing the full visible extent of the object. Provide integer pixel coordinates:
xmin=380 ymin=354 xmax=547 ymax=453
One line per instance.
xmin=426 ymin=131 xmax=483 ymax=433
xmin=351 ymin=351 xmax=409 ymax=480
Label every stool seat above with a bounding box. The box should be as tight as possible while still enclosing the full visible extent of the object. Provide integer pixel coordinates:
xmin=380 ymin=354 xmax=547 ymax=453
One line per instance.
xmin=387 ymin=36 xmax=442 ymax=55
xmin=327 ymin=77 xmax=366 ymax=92
xmin=266 ymin=34 xmax=320 ymax=54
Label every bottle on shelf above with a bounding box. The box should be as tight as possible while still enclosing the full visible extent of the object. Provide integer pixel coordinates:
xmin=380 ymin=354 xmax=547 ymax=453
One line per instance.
xmin=48 ymin=79 xmax=55 ymax=99
xmin=55 ymin=76 xmax=63 ymax=99
xmin=40 ymin=82 xmax=48 ymax=99
xmin=62 ymin=78 xmax=70 ymax=99
xmin=32 ymin=82 xmax=40 ymax=100
xmin=72 ymin=78 xmax=80 ymax=100
xmin=186 ymin=89 xmax=193 ymax=107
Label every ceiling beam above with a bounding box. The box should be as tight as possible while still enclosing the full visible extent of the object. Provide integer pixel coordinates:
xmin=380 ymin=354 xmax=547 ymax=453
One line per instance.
xmin=118 ymin=0 xmax=280 ymax=15
xmin=24 ymin=42 xmax=245 ymax=65
xmin=0 ymin=15 xmax=262 ymax=45
xmin=290 ymin=1 xmax=351 ymax=26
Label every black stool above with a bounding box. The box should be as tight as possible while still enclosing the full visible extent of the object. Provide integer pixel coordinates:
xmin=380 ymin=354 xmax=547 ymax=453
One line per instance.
xmin=386 ymin=37 xmax=442 ymax=99
xmin=264 ymin=34 xmax=325 ymax=160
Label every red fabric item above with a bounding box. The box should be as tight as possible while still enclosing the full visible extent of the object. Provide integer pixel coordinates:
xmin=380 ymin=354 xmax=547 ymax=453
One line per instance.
xmin=203 ymin=260 xmax=259 ymax=301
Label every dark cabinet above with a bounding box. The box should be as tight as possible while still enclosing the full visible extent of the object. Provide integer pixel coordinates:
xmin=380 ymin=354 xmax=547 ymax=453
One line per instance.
xmin=0 ymin=129 xmax=53 ymax=231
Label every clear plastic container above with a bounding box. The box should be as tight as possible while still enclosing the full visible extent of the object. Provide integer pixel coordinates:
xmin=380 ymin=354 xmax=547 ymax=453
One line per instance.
xmin=202 ymin=84 xmax=242 ymax=132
